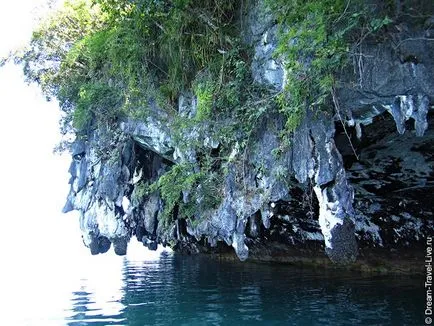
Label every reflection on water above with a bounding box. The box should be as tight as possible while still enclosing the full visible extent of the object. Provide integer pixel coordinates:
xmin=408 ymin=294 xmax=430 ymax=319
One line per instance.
xmin=67 ymin=287 xmax=126 ymax=325
xmin=64 ymin=249 xmax=126 ymax=326
xmin=60 ymin=249 xmax=424 ymax=326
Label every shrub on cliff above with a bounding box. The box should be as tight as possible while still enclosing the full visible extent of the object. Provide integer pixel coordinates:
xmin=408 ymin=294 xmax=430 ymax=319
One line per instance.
xmin=11 ymin=0 xmax=244 ymax=136
xmin=266 ymin=0 xmax=394 ymax=133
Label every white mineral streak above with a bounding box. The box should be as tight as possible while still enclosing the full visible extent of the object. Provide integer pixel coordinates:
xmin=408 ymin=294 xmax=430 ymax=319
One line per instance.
xmin=122 ymin=196 xmax=130 ymax=213
xmin=313 ymin=186 xmax=344 ymax=249
xmin=388 ymin=94 xmax=429 ymax=136
xmin=232 ymin=231 xmax=249 ymax=261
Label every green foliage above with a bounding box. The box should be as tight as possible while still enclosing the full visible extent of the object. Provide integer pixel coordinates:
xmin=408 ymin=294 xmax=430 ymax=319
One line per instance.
xmin=266 ymin=0 xmax=393 ymax=133
xmin=203 ymin=44 xmax=273 ymax=144
xmin=17 ymin=0 xmax=105 ymax=100
xmin=90 ymin=0 xmax=240 ymax=103
xmin=16 ymin=0 xmax=271 ymax=148
xmin=73 ymin=82 xmax=122 ymax=129
xmin=15 ymin=0 xmax=242 ymax=135
xmin=193 ymin=75 xmax=215 ymax=121
xmin=172 ymin=40 xmax=274 ymax=151
xmin=150 ymin=162 xmax=223 ymax=227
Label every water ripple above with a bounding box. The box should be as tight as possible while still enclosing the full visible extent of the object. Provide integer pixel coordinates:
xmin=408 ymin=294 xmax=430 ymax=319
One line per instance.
xmin=58 ymin=252 xmax=424 ymax=325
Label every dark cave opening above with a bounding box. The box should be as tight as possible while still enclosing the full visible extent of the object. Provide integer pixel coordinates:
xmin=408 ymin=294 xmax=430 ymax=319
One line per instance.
xmin=334 ymin=110 xmax=434 ymax=247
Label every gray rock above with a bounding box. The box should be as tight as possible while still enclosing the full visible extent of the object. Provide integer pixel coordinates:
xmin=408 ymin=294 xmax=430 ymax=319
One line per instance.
xmin=246 ymin=212 xmax=261 ymax=238
xmin=251 ymin=25 xmax=284 ymax=90
xmin=120 ymin=117 xmax=174 ymax=160
xmin=143 ymin=193 xmax=160 ymax=235
xmin=62 ymin=0 xmax=433 ymax=265
xmin=290 ymin=109 xmax=358 ymax=263
xmin=113 ymin=237 xmax=128 ymax=256
xmin=325 ymin=218 xmax=358 ymax=264
xmin=390 ymin=94 xmax=429 ymax=136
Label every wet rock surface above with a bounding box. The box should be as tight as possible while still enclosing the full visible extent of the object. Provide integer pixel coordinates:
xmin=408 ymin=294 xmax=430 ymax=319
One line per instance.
xmin=339 ymin=112 xmax=434 ymax=250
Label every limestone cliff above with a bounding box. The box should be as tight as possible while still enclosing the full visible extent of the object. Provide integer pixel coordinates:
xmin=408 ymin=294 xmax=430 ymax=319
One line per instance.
xmin=62 ymin=0 xmax=434 ymax=270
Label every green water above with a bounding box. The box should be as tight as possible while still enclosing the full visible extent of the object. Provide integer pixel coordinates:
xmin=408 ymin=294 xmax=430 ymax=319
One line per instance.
xmin=62 ymin=252 xmax=423 ymax=326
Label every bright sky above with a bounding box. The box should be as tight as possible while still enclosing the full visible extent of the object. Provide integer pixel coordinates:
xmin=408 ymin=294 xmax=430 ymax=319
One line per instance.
xmin=0 ymin=2 xmax=139 ymax=324
xmin=0 ymin=0 xmax=78 ymax=256
xmin=0 ymin=1 xmax=48 ymax=58
xmin=0 ymin=3 xmax=164 ymax=323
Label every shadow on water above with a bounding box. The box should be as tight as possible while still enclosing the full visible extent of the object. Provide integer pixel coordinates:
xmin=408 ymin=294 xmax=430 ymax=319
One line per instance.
xmin=65 ymin=252 xmax=424 ymax=326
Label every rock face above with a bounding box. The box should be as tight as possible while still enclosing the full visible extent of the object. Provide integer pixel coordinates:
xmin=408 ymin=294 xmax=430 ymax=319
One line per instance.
xmin=64 ymin=1 xmax=433 ymax=267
